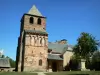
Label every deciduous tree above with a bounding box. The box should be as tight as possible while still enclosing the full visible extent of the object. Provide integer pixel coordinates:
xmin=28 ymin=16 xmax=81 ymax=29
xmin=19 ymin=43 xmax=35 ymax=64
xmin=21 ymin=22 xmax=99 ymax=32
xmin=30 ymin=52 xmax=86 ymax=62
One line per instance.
xmin=73 ymin=32 xmax=99 ymax=59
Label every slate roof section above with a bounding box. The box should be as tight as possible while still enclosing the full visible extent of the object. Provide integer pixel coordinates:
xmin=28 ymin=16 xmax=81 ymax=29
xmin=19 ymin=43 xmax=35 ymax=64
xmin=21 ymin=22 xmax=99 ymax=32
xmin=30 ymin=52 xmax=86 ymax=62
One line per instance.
xmin=25 ymin=30 xmax=48 ymax=35
xmin=28 ymin=5 xmax=42 ymax=16
xmin=48 ymin=43 xmax=67 ymax=53
xmin=48 ymin=54 xmax=63 ymax=60
xmin=0 ymin=58 xmax=10 ymax=68
xmin=48 ymin=43 xmax=73 ymax=54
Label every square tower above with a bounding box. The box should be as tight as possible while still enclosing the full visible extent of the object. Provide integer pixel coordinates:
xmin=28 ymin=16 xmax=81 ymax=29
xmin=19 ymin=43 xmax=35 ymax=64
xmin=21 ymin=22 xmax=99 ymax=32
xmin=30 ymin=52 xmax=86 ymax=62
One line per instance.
xmin=16 ymin=5 xmax=48 ymax=72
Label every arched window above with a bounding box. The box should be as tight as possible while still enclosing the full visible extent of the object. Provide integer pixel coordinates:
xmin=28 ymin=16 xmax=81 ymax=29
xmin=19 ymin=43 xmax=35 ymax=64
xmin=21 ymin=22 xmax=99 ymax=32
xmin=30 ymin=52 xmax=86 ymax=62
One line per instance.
xmin=37 ymin=18 xmax=41 ymax=25
xmin=44 ymin=38 xmax=46 ymax=46
xmin=34 ymin=37 xmax=37 ymax=44
xmin=39 ymin=59 xmax=42 ymax=66
xmin=29 ymin=17 xmax=34 ymax=24
xmin=32 ymin=51 xmax=33 ymax=53
xmin=40 ymin=38 xmax=42 ymax=45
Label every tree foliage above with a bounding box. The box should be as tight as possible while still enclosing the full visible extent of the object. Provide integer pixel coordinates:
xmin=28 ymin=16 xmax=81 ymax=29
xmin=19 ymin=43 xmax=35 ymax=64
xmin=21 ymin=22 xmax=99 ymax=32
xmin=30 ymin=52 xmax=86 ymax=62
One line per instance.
xmin=92 ymin=51 xmax=100 ymax=70
xmin=6 ymin=56 xmax=16 ymax=68
xmin=0 ymin=55 xmax=16 ymax=68
xmin=85 ymin=51 xmax=100 ymax=70
xmin=73 ymin=32 xmax=99 ymax=59
xmin=1 ymin=55 xmax=5 ymax=58
xmin=64 ymin=55 xmax=79 ymax=71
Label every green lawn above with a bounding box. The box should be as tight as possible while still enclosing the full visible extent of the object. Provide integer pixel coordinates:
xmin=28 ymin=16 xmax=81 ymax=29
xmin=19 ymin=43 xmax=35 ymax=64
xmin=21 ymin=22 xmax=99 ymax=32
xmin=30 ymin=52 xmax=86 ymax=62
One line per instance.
xmin=45 ymin=71 xmax=100 ymax=75
xmin=0 ymin=72 xmax=37 ymax=75
xmin=0 ymin=71 xmax=100 ymax=75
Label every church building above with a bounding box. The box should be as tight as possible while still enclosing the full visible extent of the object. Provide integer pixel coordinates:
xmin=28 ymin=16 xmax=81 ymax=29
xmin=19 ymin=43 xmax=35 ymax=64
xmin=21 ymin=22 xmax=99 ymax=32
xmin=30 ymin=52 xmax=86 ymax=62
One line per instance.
xmin=16 ymin=5 xmax=73 ymax=72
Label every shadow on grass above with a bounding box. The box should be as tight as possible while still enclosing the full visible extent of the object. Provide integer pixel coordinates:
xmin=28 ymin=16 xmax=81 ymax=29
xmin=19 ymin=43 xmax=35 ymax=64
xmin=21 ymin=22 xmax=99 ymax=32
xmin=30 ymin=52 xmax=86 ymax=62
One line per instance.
xmin=0 ymin=72 xmax=37 ymax=75
xmin=68 ymin=74 xmax=89 ymax=75
xmin=45 ymin=71 xmax=100 ymax=75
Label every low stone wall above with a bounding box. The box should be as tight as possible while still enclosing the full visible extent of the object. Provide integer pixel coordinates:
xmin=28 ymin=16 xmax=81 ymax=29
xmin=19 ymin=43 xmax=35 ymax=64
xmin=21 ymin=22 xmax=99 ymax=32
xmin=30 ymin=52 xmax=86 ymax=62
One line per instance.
xmin=0 ymin=68 xmax=15 ymax=72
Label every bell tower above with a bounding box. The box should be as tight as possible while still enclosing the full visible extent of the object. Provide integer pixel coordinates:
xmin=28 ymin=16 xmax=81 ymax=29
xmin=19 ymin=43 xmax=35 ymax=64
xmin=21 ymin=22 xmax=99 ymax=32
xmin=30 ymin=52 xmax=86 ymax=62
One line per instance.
xmin=16 ymin=5 xmax=48 ymax=72
xmin=21 ymin=5 xmax=46 ymax=32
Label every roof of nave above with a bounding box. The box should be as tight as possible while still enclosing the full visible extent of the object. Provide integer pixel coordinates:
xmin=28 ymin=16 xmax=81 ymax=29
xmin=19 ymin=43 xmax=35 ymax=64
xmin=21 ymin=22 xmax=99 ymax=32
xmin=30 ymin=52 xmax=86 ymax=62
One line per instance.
xmin=0 ymin=58 xmax=10 ymax=68
xmin=48 ymin=42 xmax=73 ymax=54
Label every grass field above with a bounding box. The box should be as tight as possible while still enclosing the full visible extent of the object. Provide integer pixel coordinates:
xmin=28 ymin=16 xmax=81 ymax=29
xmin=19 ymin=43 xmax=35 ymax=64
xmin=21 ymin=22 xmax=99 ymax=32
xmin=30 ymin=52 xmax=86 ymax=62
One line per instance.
xmin=0 ymin=71 xmax=100 ymax=75
xmin=45 ymin=71 xmax=100 ymax=75
xmin=0 ymin=72 xmax=37 ymax=75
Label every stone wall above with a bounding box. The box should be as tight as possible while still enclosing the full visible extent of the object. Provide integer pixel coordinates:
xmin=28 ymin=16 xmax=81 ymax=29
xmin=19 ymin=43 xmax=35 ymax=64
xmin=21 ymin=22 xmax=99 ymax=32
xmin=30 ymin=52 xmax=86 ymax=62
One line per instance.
xmin=16 ymin=12 xmax=48 ymax=72
xmin=55 ymin=40 xmax=67 ymax=44
xmin=16 ymin=31 xmax=24 ymax=72
xmin=23 ymin=34 xmax=48 ymax=72
xmin=23 ymin=15 xmax=46 ymax=31
xmin=63 ymin=51 xmax=73 ymax=68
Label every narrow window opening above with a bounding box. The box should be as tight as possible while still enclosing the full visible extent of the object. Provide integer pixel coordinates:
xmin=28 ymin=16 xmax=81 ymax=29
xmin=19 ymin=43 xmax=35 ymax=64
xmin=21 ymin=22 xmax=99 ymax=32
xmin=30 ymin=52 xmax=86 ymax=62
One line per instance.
xmin=32 ymin=51 xmax=33 ymax=53
xmin=40 ymin=38 xmax=42 ymax=44
xmin=35 ymin=39 xmax=36 ymax=44
xmin=37 ymin=18 xmax=41 ymax=25
xmin=34 ymin=37 xmax=37 ymax=44
xmin=44 ymin=38 xmax=46 ymax=46
xmin=39 ymin=59 xmax=42 ymax=66
xmin=30 ymin=17 xmax=34 ymax=24
xmin=43 ymin=28 xmax=45 ymax=30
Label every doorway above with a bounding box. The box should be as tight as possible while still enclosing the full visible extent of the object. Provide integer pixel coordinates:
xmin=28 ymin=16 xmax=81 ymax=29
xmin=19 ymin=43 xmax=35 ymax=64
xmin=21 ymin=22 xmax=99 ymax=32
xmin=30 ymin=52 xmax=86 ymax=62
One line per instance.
xmin=52 ymin=62 xmax=57 ymax=72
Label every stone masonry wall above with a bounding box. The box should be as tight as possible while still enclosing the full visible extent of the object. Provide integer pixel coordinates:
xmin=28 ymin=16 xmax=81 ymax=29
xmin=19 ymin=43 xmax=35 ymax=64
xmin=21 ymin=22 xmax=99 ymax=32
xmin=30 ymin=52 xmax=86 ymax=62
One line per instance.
xmin=17 ymin=12 xmax=48 ymax=72
xmin=23 ymin=15 xmax=46 ymax=31
xmin=23 ymin=34 xmax=48 ymax=72
xmin=63 ymin=51 xmax=73 ymax=68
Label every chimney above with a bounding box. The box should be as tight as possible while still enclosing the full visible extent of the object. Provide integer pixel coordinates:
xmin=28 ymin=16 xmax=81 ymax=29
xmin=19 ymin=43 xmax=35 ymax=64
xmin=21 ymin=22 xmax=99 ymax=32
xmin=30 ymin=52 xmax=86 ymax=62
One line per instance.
xmin=55 ymin=39 xmax=67 ymax=44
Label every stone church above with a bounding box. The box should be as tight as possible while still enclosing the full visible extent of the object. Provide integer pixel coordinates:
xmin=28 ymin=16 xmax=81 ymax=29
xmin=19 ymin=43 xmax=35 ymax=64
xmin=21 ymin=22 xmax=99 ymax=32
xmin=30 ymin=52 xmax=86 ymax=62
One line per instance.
xmin=16 ymin=5 xmax=73 ymax=72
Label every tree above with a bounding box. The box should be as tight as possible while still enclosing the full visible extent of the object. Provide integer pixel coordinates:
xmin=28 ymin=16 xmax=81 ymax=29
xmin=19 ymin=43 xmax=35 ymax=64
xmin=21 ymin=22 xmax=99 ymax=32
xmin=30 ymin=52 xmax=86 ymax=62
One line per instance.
xmin=6 ymin=56 xmax=16 ymax=68
xmin=91 ymin=51 xmax=100 ymax=70
xmin=0 ymin=55 xmax=16 ymax=68
xmin=69 ymin=55 xmax=79 ymax=70
xmin=73 ymin=32 xmax=99 ymax=59
xmin=1 ymin=55 xmax=5 ymax=58
xmin=64 ymin=55 xmax=79 ymax=71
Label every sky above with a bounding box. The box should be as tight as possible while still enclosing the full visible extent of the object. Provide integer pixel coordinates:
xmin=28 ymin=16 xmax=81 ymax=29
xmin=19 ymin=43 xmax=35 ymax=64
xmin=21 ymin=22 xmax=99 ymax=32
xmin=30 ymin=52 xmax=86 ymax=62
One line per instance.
xmin=0 ymin=0 xmax=100 ymax=60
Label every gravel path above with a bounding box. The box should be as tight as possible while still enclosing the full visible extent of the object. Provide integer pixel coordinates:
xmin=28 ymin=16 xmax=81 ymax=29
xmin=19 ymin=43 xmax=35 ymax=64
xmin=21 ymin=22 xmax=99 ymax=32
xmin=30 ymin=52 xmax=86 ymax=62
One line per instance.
xmin=37 ymin=72 xmax=46 ymax=75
